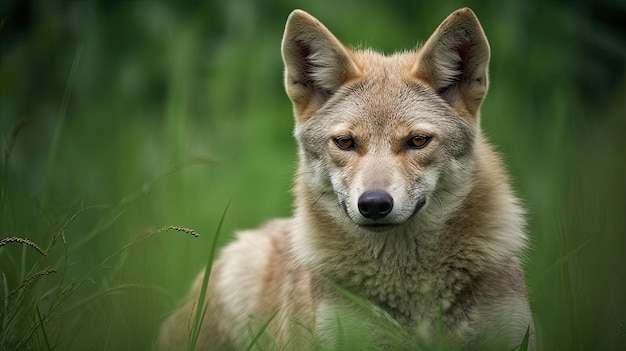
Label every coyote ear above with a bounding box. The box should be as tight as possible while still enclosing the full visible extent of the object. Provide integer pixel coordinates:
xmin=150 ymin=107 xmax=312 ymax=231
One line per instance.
xmin=282 ymin=10 xmax=361 ymax=123
xmin=413 ymin=8 xmax=490 ymax=120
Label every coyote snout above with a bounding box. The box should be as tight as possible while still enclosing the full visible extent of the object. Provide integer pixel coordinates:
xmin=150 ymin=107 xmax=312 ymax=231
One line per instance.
xmin=356 ymin=189 xmax=428 ymax=232
xmin=327 ymin=129 xmax=441 ymax=230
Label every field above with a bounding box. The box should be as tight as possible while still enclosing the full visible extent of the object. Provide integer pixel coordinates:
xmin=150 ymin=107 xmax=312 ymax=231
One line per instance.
xmin=1 ymin=0 xmax=625 ymax=349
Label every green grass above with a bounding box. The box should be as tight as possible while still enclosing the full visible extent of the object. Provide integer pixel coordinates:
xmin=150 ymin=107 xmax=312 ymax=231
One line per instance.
xmin=1 ymin=0 xmax=625 ymax=350
xmin=188 ymin=202 xmax=228 ymax=351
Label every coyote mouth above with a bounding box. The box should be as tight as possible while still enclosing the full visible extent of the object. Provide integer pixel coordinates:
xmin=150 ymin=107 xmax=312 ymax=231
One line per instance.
xmin=339 ymin=195 xmax=428 ymax=232
xmin=360 ymin=223 xmax=397 ymax=232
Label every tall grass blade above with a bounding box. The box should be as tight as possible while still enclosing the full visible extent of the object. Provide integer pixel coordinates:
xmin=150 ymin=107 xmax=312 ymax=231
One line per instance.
xmin=119 ymin=156 xmax=215 ymax=207
xmin=530 ymin=238 xmax=591 ymax=290
xmin=35 ymin=305 xmax=51 ymax=351
xmin=188 ymin=201 xmax=230 ymax=351
xmin=515 ymin=324 xmax=531 ymax=351
xmin=80 ymin=226 xmax=198 ymax=288
xmin=329 ymin=281 xmax=398 ymax=327
xmin=244 ymin=309 xmax=279 ymax=351
xmin=1 ymin=119 xmax=27 ymax=213
xmin=41 ymin=45 xmax=83 ymax=214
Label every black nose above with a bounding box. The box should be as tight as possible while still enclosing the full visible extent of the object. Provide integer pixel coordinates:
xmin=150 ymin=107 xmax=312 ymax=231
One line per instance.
xmin=358 ymin=191 xmax=394 ymax=219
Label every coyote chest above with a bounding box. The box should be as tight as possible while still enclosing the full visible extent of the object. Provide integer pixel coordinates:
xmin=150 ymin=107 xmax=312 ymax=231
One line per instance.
xmin=311 ymin=227 xmax=479 ymax=328
xmin=339 ymin=256 xmax=468 ymax=323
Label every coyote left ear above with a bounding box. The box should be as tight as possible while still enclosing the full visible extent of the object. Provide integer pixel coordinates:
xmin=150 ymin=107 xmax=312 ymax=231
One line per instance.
xmin=282 ymin=10 xmax=362 ymax=123
xmin=413 ymin=8 xmax=490 ymax=120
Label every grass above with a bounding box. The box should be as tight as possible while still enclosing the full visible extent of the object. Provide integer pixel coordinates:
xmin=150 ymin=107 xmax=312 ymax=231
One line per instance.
xmin=187 ymin=202 xmax=228 ymax=351
xmin=1 ymin=0 xmax=625 ymax=350
xmin=0 ymin=161 xmax=203 ymax=349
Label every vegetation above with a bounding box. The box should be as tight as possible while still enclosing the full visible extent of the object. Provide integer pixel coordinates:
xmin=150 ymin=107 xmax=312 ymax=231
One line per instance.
xmin=1 ymin=0 xmax=625 ymax=349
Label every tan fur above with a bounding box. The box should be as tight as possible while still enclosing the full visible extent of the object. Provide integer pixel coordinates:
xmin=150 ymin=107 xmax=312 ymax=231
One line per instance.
xmin=158 ymin=8 xmax=535 ymax=350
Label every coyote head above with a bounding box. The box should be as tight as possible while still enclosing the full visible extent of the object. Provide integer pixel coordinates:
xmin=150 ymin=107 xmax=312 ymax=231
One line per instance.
xmin=282 ymin=8 xmax=490 ymax=233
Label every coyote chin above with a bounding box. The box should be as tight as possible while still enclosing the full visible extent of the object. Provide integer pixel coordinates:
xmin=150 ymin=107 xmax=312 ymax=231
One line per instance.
xmin=158 ymin=8 xmax=535 ymax=350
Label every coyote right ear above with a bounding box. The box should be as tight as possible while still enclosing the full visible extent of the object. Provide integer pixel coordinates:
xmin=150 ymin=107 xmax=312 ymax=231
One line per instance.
xmin=281 ymin=10 xmax=361 ymax=123
xmin=413 ymin=8 xmax=490 ymax=120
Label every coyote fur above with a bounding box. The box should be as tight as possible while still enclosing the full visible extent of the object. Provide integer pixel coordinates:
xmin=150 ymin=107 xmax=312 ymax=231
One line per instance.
xmin=158 ymin=7 xmax=535 ymax=350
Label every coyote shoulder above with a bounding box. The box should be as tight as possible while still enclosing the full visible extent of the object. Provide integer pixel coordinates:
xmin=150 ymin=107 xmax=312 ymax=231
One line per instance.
xmin=158 ymin=7 xmax=535 ymax=350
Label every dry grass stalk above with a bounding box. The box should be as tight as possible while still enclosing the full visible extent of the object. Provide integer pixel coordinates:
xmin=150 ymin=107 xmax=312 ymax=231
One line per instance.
xmin=155 ymin=225 xmax=200 ymax=238
xmin=0 ymin=236 xmax=47 ymax=256
xmin=8 ymin=267 xmax=57 ymax=298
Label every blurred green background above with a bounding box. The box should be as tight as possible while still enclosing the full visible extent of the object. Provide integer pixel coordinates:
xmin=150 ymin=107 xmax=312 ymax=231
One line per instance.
xmin=1 ymin=0 xmax=625 ymax=349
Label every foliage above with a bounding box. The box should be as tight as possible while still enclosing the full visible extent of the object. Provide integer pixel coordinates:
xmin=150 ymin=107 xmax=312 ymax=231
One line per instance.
xmin=1 ymin=0 xmax=625 ymax=349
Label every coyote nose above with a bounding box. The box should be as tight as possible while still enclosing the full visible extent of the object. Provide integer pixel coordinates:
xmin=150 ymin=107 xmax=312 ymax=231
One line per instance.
xmin=358 ymin=191 xmax=394 ymax=219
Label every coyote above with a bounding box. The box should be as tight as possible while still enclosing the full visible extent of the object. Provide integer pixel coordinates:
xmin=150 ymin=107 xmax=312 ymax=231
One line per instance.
xmin=158 ymin=8 xmax=535 ymax=350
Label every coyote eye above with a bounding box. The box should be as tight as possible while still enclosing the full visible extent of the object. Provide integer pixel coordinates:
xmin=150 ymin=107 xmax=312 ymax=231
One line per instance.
xmin=334 ymin=136 xmax=355 ymax=150
xmin=409 ymin=135 xmax=431 ymax=149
